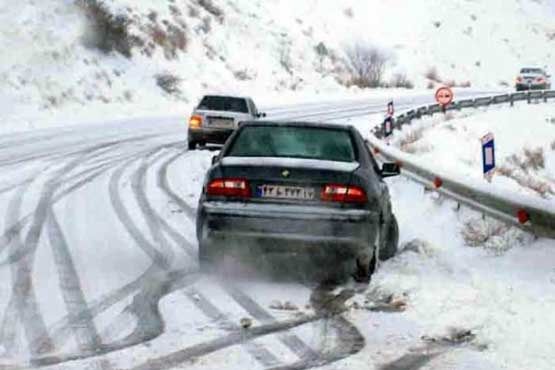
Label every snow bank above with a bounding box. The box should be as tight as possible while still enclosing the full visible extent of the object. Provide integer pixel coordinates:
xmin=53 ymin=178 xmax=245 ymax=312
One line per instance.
xmin=390 ymin=103 xmax=555 ymax=201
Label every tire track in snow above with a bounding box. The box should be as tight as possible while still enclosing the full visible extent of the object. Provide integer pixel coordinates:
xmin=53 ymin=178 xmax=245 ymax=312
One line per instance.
xmin=134 ymin=147 xmax=197 ymax=258
xmin=126 ymin=312 xmax=325 ymax=370
xmin=157 ymin=148 xmax=197 ymax=220
xmin=0 ymin=148 xmax=94 ymax=356
xmin=222 ymin=284 xmax=320 ymax=362
xmin=30 ymin=272 xmax=200 ymax=368
xmin=185 ymin=288 xmax=282 ymax=367
xmin=109 ymin=157 xmax=171 ymax=270
xmin=46 ymin=209 xmax=103 ymax=354
xmin=0 ymin=139 xmax=167 ymax=357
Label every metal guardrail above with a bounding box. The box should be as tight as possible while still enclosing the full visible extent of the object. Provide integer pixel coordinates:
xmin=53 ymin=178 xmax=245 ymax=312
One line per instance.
xmin=370 ymin=89 xmax=555 ymax=238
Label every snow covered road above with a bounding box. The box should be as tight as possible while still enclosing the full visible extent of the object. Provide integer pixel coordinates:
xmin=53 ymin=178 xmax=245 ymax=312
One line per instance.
xmin=1 ymin=91 xmax=553 ymax=370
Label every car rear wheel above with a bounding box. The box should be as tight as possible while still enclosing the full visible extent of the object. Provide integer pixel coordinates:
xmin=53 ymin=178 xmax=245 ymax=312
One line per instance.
xmin=188 ymin=141 xmax=197 ymax=151
xmin=380 ymin=215 xmax=399 ymax=261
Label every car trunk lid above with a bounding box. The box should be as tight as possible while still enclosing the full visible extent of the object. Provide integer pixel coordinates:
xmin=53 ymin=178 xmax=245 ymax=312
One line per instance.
xmin=217 ymin=156 xmax=360 ymax=205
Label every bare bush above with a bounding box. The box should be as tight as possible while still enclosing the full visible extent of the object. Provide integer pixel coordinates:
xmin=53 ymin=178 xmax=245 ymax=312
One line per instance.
xmin=78 ymin=0 xmax=138 ymax=57
xmin=345 ymin=45 xmax=390 ymax=88
xmin=196 ymin=0 xmax=224 ymax=21
xmin=390 ymin=73 xmax=414 ymax=89
xmin=156 ymin=73 xmax=181 ymax=95
xmin=399 ymin=128 xmax=425 ymax=151
xmin=425 ymin=66 xmax=441 ymax=82
xmin=498 ymin=147 xmax=554 ymax=197
xmin=551 ymin=140 xmax=555 ymax=150
xmin=506 ymin=147 xmax=545 ymax=171
xmin=344 ymin=8 xmax=354 ymax=18
xmin=148 ymin=23 xmax=187 ymax=59
xmin=462 ymin=218 xmax=509 ymax=247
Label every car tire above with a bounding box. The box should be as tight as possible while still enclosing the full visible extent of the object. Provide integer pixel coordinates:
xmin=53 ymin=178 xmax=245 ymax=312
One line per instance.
xmin=380 ymin=215 xmax=399 ymax=261
xmin=188 ymin=141 xmax=197 ymax=151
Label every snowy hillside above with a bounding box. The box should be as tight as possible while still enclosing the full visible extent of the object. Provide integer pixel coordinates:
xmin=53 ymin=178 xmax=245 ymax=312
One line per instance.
xmin=1 ymin=0 xmax=555 ymax=130
xmin=390 ymin=104 xmax=555 ymax=201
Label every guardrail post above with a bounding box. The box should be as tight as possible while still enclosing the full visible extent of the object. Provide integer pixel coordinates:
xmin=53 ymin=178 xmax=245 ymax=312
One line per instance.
xmin=510 ymin=94 xmax=514 ymax=107
xmin=544 ymin=91 xmax=548 ymax=103
xmin=527 ymin=92 xmax=531 ymax=104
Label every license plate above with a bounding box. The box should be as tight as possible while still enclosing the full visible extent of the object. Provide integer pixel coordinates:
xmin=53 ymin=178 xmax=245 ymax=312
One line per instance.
xmin=209 ymin=118 xmax=234 ymax=128
xmin=256 ymin=185 xmax=315 ymax=200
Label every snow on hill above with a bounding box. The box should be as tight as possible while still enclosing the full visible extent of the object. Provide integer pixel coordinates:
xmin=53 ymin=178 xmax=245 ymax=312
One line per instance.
xmin=1 ymin=0 xmax=554 ymax=130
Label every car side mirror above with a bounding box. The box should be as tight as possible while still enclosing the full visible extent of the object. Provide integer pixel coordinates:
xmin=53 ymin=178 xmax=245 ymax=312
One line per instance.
xmin=256 ymin=112 xmax=267 ymax=118
xmin=381 ymin=162 xmax=400 ymax=178
xmin=211 ymin=155 xmax=218 ymax=165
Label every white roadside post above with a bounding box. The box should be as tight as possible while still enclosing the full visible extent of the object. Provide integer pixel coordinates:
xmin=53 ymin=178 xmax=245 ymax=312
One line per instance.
xmin=382 ymin=100 xmax=394 ymax=144
xmin=481 ymin=132 xmax=496 ymax=183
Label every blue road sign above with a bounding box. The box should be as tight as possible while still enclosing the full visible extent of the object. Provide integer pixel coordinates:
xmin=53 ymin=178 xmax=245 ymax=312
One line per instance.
xmin=481 ymin=132 xmax=495 ymax=180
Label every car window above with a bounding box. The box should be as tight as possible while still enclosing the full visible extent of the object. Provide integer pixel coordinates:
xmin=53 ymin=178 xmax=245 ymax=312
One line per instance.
xmin=197 ymin=96 xmax=249 ymax=113
xmin=226 ymin=126 xmax=357 ymax=162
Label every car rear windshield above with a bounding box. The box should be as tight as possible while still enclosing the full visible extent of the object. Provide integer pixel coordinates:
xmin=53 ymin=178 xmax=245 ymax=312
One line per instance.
xmin=520 ymin=68 xmax=544 ymax=74
xmin=226 ymin=126 xmax=357 ymax=162
xmin=197 ymin=96 xmax=249 ymax=113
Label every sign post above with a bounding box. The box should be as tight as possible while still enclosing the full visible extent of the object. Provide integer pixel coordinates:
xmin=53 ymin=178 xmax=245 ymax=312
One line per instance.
xmin=481 ymin=132 xmax=495 ymax=182
xmin=435 ymin=86 xmax=454 ymax=112
xmin=382 ymin=100 xmax=394 ymax=142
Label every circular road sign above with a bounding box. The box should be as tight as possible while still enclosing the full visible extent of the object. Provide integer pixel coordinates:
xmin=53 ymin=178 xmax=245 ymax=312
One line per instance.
xmin=435 ymin=86 xmax=454 ymax=106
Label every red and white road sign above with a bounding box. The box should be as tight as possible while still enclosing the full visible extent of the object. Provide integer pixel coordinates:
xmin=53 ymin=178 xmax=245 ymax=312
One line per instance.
xmin=435 ymin=86 xmax=454 ymax=106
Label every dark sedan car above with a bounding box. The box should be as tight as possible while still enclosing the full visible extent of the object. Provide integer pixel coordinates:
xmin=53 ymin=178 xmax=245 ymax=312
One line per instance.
xmin=196 ymin=121 xmax=400 ymax=282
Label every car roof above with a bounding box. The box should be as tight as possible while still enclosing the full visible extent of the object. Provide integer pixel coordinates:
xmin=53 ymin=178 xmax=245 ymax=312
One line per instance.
xmin=520 ymin=67 xmax=545 ymax=71
xmin=238 ymin=120 xmax=355 ymax=131
xmin=201 ymin=94 xmax=251 ymax=100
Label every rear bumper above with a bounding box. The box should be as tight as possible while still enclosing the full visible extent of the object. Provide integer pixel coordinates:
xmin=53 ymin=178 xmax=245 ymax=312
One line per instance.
xmin=188 ymin=128 xmax=234 ymax=144
xmin=515 ymin=83 xmax=547 ymax=90
xmin=198 ymin=201 xmax=379 ymax=260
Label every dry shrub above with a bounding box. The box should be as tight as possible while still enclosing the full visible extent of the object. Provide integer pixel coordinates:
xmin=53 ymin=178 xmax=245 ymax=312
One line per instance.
xmin=150 ymin=23 xmax=187 ymax=59
xmin=344 ymin=8 xmax=354 ymax=18
xmin=426 ymin=81 xmax=435 ymax=89
xmin=345 ymin=44 xmax=391 ymax=88
xmin=551 ymin=140 xmax=555 ymax=150
xmin=197 ymin=0 xmax=224 ymax=21
xmin=461 ymin=217 xmax=532 ymax=254
xmin=399 ymin=128 xmax=426 ymax=153
xmin=78 ymin=0 xmax=138 ymax=57
xmin=390 ymin=73 xmax=414 ymax=89
xmin=498 ymin=147 xmax=554 ymax=198
xmin=425 ymin=67 xmax=441 ymax=83
xmin=156 ymin=73 xmax=181 ymax=94
xmin=506 ymin=148 xmax=545 ymax=171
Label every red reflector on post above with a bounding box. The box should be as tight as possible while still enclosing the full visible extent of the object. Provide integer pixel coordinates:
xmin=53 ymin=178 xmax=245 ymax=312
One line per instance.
xmin=517 ymin=209 xmax=529 ymax=224
xmin=433 ymin=177 xmax=443 ymax=188
xmin=207 ymin=178 xmax=250 ymax=198
xmin=321 ymin=184 xmax=367 ymax=203
xmin=373 ymin=148 xmax=380 ymax=155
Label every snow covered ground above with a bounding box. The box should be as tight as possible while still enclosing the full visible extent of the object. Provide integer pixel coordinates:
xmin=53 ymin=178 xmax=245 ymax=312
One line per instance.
xmin=1 ymin=0 xmax=554 ymax=132
xmin=390 ymin=103 xmax=555 ymax=201
xmin=0 ymin=97 xmax=553 ymax=370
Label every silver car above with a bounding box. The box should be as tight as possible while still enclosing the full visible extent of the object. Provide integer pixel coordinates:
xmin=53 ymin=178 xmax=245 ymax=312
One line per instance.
xmin=187 ymin=95 xmax=266 ymax=150
xmin=515 ymin=67 xmax=551 ymax=91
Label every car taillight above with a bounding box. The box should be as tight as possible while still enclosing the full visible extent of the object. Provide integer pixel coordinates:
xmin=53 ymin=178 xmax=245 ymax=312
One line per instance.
xmin=207 ymin=178 xmax=250 ymax=198
xmin=189 ymin=115 xmax=202 ymax=129
xmin=536 ymin=77 xmax=544 ymax=82
xmin=321 ymin=184 xmax=367 ymax=203
xmin=516 ymin=76 xmax=523 ymax=82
